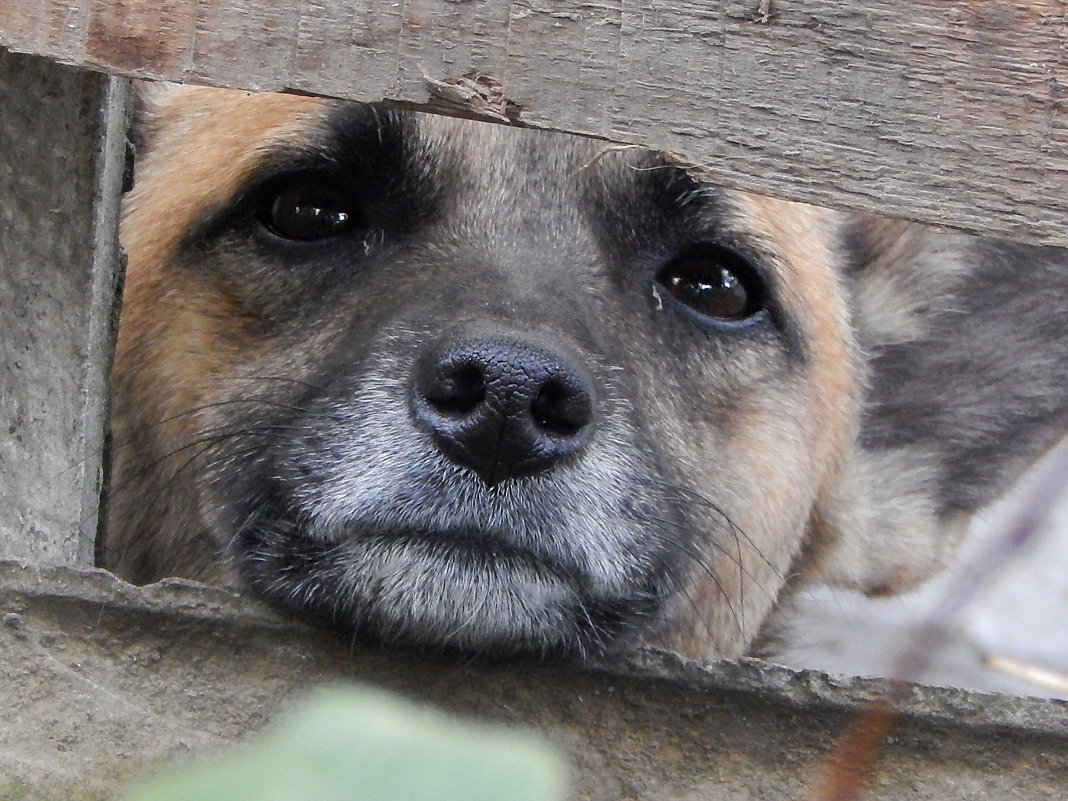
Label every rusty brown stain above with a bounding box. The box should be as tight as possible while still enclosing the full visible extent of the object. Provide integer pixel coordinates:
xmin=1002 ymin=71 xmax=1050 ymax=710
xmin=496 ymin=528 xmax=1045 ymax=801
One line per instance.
xmin=85 ymin=0 xmax=195 ymax=74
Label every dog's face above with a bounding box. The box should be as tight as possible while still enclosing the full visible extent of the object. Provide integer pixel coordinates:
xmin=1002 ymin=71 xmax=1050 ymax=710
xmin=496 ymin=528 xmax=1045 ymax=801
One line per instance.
xmin=114 ymin=84 xmax=1058 ymax=660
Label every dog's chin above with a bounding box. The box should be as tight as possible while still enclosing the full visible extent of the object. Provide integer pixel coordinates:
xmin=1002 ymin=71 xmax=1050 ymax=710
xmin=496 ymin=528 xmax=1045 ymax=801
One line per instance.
xmin=232 ymin=513 xmax=660 ymax=660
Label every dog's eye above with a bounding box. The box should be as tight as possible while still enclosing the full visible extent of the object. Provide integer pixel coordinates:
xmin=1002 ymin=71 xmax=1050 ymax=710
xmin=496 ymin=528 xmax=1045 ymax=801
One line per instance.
xmin=258 ymin=176 xmax=361 ymax=241
xmin=656 ymin=245 xmax=766 ymax=323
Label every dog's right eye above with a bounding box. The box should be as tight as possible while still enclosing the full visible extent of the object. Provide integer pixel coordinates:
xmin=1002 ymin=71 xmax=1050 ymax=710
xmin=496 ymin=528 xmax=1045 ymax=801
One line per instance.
xmin=257 ymin=176 xmax=362 ymax=242
xmin=655 ymin=243 xmax=767 ymax=326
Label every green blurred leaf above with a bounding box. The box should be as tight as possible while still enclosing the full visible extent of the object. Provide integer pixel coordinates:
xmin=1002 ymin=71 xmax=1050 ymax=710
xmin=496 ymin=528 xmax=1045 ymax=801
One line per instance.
xmin=123 ymin=685 xmax=566 ymax=801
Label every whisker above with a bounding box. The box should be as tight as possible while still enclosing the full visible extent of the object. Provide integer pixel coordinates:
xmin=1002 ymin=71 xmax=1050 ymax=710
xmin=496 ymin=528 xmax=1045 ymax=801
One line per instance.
xmin=124 ymin=395 xmax=341 ymax=437
xmin=644 ymin=512 xmax=780 ymax=612
xmin=212 ymin=375 xmax=327 ymax=393
xmin=642 ymin=509 xmax=771 ymax=591
xmin=643 ymin=476 xmax=785 ymax=580
xmin=644 ymin=522 xmax=745 ymax=641
xmin=100 ymin=421 xmax=311 ymax=550
xmin=53 ymin=394 xmax=333 ymax=492
xmin=117 ymin=423 xmax=303 ymax=487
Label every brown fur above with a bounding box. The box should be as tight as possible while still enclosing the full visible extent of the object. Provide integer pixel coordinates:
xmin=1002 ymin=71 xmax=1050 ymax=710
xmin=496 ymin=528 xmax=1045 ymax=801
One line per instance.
xmin=107 ymin=84 xmax=1068 ymax=660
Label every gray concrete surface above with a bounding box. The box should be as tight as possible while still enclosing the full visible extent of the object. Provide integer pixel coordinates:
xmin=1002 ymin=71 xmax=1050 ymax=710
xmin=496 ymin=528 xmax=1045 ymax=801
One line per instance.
xmin=0 ymin=48 xmax=128 ymax=568
xmin=2 ymin=562 xmax=1066 ymax=801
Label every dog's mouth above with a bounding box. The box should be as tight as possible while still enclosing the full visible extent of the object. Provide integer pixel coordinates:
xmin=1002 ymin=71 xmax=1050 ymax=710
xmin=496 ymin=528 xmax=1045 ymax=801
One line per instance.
xmin=233 ymin=505 xmax=661 ymax=658
xmin=378 ymin=524 xmax=593 ymax=592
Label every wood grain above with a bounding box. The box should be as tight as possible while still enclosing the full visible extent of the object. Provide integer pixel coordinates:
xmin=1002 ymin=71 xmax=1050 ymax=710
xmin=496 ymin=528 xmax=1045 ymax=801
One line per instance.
xmin=0 ymin=49 xmax=127 ymax=567
xmin=1 ymin=0 xmax=1065 ymax=245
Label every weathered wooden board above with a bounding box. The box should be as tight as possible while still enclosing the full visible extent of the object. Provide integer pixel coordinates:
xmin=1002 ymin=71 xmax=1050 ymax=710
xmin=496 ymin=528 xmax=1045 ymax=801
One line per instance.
xmin=1 ymin=0 xmax=1065 ymax=245
xmin=0 ymin=49 xmax=128 ymax=567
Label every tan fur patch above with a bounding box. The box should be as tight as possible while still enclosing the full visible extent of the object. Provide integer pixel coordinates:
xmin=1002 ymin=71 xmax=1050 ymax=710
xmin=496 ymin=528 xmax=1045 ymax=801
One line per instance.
xmin=111 ymin=87 xmax=331 ymax=580
xmin=730 ymin=193 xmax=860 ymax=473
xmin=120 ymin=85 xmax=329 ymax=421
xmin=647 ymin=191 xmax=865 ymax=657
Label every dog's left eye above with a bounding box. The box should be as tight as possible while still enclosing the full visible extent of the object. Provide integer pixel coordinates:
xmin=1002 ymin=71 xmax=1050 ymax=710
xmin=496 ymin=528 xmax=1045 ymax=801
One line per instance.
xmin=656 ymin=245 xmax=766 ymax=323
xmin=258 ymin=176 xmax=362 ymax=241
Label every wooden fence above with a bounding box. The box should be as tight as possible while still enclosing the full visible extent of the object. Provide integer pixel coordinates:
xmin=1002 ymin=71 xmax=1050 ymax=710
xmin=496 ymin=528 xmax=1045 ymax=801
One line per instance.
xmin=3 ymin=0 xmax=1065 ymax=569
xmin=0 ymin=2 xmax=1066 ymax=799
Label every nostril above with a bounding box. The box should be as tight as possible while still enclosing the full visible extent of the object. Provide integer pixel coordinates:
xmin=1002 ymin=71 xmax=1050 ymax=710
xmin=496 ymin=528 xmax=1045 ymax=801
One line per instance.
xmin=420 ymin=360 xmax=486 ymax=416
xmin=530 ymin=376 xmax=592 ymax=437
xmin=410 ymin=328 xmax=597 ymax=485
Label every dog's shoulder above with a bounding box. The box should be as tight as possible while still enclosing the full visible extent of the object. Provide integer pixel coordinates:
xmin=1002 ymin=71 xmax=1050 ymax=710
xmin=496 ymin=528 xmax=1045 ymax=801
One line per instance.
xmin=806 ymin=216 xmax=1068 ymax=595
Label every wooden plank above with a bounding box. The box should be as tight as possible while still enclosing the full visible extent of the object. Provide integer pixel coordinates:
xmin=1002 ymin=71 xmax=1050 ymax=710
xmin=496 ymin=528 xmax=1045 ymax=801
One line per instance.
xmin=1 ymin=0 xmax=1065 ymax=245
xmin=0 ymin=0 xmax=1065 ymax=245
xmin=0 ymin=49 xmax=128 ymax=567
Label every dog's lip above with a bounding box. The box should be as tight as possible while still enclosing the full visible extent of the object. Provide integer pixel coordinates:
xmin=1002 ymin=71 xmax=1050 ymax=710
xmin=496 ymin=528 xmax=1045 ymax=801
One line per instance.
xmin=372 ymin=524 xmax=573 ymax=576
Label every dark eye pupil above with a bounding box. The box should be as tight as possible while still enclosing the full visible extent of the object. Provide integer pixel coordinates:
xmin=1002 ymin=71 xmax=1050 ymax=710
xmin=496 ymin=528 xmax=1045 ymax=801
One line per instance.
xmin=656 ymin=245 xmax=764 ymax=322
xmin=664 ymin=267 xmax=748 ymax=318
xmin=262 ymin=181 xmax=358 ymax=241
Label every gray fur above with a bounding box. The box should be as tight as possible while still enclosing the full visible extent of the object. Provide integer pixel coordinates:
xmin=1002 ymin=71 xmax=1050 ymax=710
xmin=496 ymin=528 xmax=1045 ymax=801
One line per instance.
xmin=803 ymin=223 xmax=1068 ymax=599
xmin=859 ymin=236 xmax=1068 ymax=512
xmin=108 ymin=85 xmax=1068 ymax=660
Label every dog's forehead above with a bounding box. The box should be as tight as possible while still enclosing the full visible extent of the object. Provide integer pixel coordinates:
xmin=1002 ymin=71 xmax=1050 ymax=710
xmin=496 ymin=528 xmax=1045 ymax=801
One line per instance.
xmin=391 ymin=108 xmax=697 ymax=241
xmin=417 ymin=111 xmax=604 ymax=188
xmin=422 ymin=108 xmax=587 ymax=161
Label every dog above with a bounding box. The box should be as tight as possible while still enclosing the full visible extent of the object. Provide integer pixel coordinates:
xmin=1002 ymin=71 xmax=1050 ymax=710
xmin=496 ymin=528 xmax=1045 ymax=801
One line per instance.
xmin=105 ymin=82 xmax=1068 ymax=661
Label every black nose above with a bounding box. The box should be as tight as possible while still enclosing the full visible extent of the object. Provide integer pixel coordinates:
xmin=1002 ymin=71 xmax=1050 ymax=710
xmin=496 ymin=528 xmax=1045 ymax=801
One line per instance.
xmin=411 ymin=330 xmax=596 ymax=486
